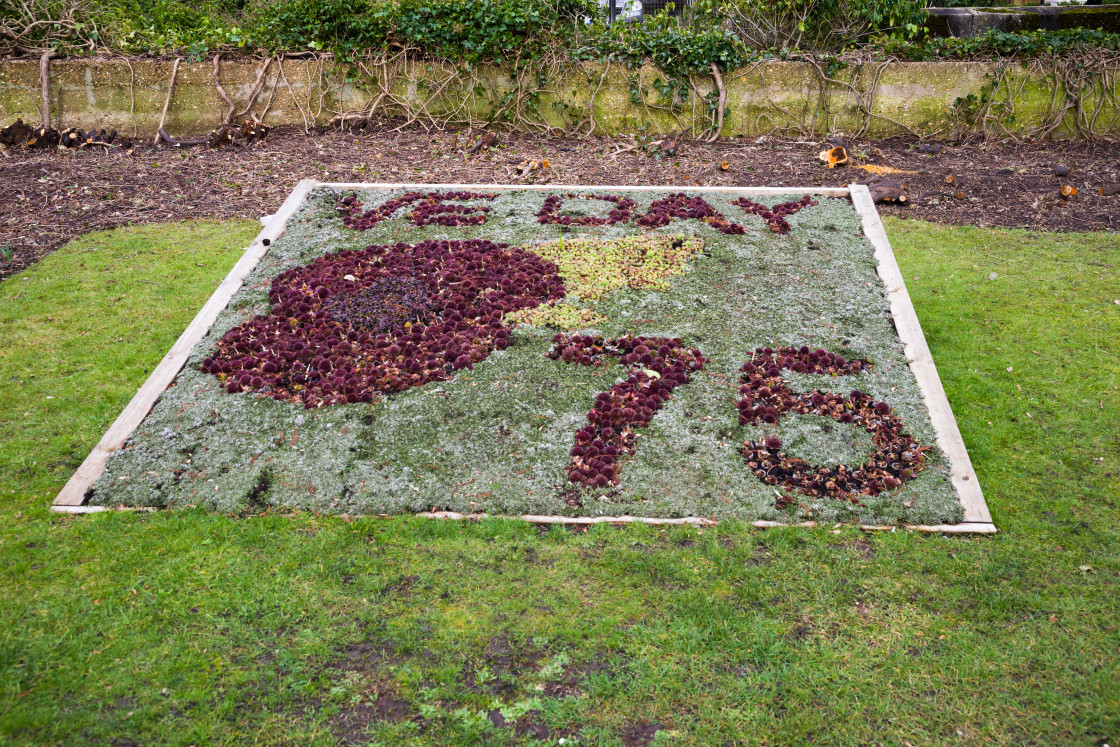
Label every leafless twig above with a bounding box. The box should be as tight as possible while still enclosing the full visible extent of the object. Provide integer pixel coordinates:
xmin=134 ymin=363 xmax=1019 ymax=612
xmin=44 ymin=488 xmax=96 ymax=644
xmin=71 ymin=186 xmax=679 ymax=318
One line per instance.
xmin=154 ymin=58 xmax=181 ymax=144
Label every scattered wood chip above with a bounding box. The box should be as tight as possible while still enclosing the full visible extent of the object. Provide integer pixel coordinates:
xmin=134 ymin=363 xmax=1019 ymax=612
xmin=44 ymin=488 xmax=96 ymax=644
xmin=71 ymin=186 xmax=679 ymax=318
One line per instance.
xmin=514 ymin=158 xmax=551 ymax=177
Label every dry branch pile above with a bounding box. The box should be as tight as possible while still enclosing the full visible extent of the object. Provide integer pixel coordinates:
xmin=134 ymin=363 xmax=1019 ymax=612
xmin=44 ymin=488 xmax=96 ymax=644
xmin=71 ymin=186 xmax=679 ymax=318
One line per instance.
xmin=0 ymin=119 xmax=131 ymax=150
xmin=156 ymin=120 xmax=271 ymax=149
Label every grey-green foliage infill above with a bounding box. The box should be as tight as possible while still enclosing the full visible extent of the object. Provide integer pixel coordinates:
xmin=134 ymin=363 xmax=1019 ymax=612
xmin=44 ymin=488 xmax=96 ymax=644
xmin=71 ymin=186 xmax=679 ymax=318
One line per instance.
xmin=89 ymin=188 xmax=963 ymax=525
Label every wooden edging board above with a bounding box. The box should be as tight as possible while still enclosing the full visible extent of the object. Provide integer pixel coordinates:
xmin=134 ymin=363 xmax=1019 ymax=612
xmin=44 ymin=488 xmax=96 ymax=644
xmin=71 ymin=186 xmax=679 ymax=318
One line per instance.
xmin=51 ymin=181 xmax=995 ymax=535
xmin=849 ymin=184 xmax=995 ymax=534
xmin=50 ymin=179 xmax=320 ymax=507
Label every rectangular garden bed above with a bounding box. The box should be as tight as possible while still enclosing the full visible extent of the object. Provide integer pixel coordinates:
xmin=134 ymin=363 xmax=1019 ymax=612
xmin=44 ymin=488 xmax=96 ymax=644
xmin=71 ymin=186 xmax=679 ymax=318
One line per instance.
xmin=52 ymin=182 xmax=995 ymax=533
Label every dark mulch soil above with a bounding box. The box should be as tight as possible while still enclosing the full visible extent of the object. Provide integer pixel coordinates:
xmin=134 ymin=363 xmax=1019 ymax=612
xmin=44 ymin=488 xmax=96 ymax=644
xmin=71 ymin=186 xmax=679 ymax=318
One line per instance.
xmin=2 ymin=121 xmax=1118 ymax=280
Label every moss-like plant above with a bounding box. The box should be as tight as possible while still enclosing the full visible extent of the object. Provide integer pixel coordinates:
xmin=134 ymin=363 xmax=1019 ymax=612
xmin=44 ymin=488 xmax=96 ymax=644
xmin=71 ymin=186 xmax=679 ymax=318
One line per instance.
xmin=506 ymin=234 xmax=703 ymax=329
xmin=529 ymin=234 xmax=703 ymax=301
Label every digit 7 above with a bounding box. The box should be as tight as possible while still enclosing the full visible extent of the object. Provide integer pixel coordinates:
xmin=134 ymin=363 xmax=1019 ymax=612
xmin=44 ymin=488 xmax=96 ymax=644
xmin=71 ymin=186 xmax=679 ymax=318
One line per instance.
xmin=548 ymin=334 xmax=706 ymax=489
xmin=737 ymin=346 xmax=929 ymax=506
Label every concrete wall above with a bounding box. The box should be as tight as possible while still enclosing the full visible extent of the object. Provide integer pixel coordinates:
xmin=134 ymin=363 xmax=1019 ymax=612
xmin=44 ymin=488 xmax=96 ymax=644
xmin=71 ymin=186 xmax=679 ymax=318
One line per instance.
xmin=2 ymin=56 xmax=1117 ymax=139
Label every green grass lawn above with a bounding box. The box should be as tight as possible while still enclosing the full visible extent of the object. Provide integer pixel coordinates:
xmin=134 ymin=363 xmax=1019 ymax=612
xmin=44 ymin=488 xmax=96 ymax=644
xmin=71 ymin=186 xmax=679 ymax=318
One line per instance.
xmin=0 ymin=217 xmax=1117 ymax=746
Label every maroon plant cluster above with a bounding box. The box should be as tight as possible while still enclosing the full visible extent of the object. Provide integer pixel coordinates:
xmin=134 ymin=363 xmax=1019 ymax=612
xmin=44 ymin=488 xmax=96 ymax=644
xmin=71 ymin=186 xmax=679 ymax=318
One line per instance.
xmin=731 ymin=195 xmax=816 ymax=234
xmin=547 ymin=334 xmax=706 ymax=488
xmin=736 ymin=346 xmax=927 ymax=505
xmin=635 ymin=193 xmax=745 ymax=235
xmin=202 ymin=239 xmax=566 ymax=407
xmin=536 ymin=193 xmax=637 ymax=226
xmin=336 ymin=191 xmax=497 ymax=229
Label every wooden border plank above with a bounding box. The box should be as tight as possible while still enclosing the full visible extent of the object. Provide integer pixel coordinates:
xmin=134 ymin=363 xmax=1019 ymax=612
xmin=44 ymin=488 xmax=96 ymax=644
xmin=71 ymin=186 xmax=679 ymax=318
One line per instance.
xmin=849 ymin=183 xmax=994 ymax=527
xmin=403 ymin=513 xmax=997 ymax=533
xmin=51 ymin=179 xmax=320 ymax=507
xmin=323 ymin=183 xmax=853 ymax=197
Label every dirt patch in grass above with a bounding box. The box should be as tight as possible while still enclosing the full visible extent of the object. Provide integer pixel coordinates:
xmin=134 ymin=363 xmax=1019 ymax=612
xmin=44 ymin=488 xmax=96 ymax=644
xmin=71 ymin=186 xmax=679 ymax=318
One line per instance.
xmin=514 ymin=711 xmax=581 ymax=741
xmin=378 ymin=575 xmax=419 ymax=596
xmin=328 ymin=692 xmax=416 ymax=744
xmin=290 ymin=636 xmax=422 ymax=742
xmin=2 ymin=121 xmax=1117 ymax=280
xmin=464 ymin=634 xmax=549 ymax=697
xmin=541 ymin=656 xmax=612 ymax=698
xmin=332 ymin=639 xmax=404 ymax=671
xmin=621 ymin=722 xmax=666 ymax=746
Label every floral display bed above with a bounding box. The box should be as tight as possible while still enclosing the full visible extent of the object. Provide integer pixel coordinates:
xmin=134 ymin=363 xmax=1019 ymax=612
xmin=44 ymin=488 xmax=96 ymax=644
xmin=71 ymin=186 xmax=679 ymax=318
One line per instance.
xmin=54 ymin=183 xmax=994 ymax=532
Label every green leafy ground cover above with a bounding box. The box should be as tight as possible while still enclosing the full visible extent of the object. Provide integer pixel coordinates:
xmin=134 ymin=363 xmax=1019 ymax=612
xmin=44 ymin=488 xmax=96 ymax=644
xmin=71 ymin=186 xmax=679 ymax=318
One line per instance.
xmin=7 ymin=0 xmax=1118 ymax=68
xmin=84 ymin=188 xmax=961 ymax=525
xmin=0 ymin=218 xmax=1117 ymax=745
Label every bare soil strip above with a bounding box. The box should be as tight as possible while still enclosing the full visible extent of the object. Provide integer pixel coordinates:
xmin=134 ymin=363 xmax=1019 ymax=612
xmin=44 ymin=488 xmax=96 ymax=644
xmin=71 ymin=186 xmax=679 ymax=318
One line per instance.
xmin=1 ymin=123 xmax=1118 ymax=280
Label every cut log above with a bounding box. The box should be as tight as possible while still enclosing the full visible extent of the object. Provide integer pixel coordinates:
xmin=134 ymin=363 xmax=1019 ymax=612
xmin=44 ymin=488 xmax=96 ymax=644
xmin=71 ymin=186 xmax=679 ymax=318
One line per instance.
xmin=80 ymin=129 xmax=117 ymax=148
xmin=207 ymin=124 xmax=235 ymax=148
xmin=1051 ymin=164 xmax=1071 ymax=177
xmin=26 ymin=126 xmax=59 ymax=149
xmin=1 ymin=119 xmax=33 ymax=146
xmin=158 ymin=125 xmax=241 ymax=148
xmin=1098 ymin=184 xmax=1120 ymax=196
xmin=158 ymin=127 xmax=208 ymax=147
xmin=59 ymin=127 xmax=84 ymax=148
xmin=869 ymin=180 xmax=908 ymax=205
xmin=240 ymin=119 xmax=270 ymax=143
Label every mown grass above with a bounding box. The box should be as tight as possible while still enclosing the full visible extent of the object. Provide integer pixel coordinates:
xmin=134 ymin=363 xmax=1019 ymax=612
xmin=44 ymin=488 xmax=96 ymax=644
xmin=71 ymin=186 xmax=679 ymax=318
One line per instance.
xmin=0 ymin=217 xmax=1117 ymax=746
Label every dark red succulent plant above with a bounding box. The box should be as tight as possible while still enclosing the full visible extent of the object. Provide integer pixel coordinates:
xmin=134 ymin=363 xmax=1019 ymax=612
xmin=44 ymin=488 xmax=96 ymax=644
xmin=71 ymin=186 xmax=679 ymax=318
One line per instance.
xmin=736 ymin=345 xmax=928 ymax=506
xmin=202 ymin=239 xmax=566 ymax=407
xmin=635 ymin=193 xmax=745 ymax=235
xmin=336 ymin=190 xmax=497 ymax=230
xmin=537 ymin=193 xmax=637 ymax=226
xmin=731 ymin=195 xmax=815 ymax=234
xmin=547 ymin=334 xmax=706 ymax=488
